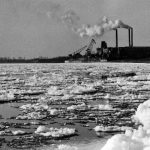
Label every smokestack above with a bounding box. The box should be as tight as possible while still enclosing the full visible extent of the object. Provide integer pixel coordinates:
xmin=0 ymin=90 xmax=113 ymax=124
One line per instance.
xmin=131 ymin=28 xmax=133 ymax=47
xmin=128 ymin=29 xmax=131 ymax=47
xmin=116 ymin=29 xmax=118 ymax=48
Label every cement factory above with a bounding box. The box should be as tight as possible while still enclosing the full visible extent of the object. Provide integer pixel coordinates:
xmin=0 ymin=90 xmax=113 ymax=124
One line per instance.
xmin=67 ymin=27 xmax=150 ymax=62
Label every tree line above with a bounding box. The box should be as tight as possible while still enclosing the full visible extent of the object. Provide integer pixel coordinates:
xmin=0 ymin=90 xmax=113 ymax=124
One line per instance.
xmin=0 ymin=56 xmax=68 ymax=63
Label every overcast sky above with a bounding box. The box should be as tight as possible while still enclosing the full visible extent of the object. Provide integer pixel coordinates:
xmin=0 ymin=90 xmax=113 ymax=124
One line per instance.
xmin=0 ymin=0 xmax=150 ymax=58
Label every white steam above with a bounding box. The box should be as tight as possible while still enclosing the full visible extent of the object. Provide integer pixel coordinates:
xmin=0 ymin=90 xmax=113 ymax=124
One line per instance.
xmin=76 ymin=16 xmax=131 ymax=38
xmin=61 ymin=14 xmax=132 ymax=38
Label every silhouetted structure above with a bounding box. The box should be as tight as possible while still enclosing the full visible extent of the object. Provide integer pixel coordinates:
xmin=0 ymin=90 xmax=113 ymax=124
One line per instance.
xmin=66 ymin=27 xmax=150 ymax=62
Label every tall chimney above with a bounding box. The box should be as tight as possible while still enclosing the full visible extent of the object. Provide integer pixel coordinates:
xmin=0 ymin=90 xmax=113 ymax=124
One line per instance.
xmin=116 ymin=29 xmax=118 ymax=48
xmin=131 ymin=28 xmax=133 ymax=47
xmin=128 ymin=29 xmax=131 ymax=47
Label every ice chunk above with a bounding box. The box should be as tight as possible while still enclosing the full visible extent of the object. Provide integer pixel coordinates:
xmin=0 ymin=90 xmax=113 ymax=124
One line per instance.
xmin=133 ymin=100 xmax=150 ymax=129
xmin=35 ymin=126 xmax=76 ymax=138
xmin=92 ymin=104 xmax=113 ymax=110
xmin=12 ymin=130 xmax=26 ymax=135
xmin=57 ymin=144 xmax=78 ymax=150
xmin=48 ymin=108 xmax=59 ymax=115
xmin=47 ymin=86 xmax=64 ymax=96
xmin=101 ymin=100 xmax=150 ymax=150
xmin=101 ymin=134 xmax=143 ymax=150
xmin=67 ymin=103 xmax=87 ymax=111
xmin=20 ymin=103 xmax=49 ymax=111
xmin=93 ymin=126 xmax=129 ymax=132
xmin=70 ymin=85 xmax=96 ymax=95
xmin=35 ymin=126 xmax=49 ymax=133
xmin=16 ymin=112 xmax=46 ymax=120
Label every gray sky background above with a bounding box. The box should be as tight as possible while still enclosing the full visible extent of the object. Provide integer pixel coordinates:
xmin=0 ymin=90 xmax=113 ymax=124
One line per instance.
xmin=0 ymin=0 xmax=150 ymax=58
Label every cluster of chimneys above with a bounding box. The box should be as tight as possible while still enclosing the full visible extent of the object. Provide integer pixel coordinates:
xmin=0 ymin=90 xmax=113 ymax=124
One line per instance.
xmin=115 ymin=28 xmax=133 ymax=48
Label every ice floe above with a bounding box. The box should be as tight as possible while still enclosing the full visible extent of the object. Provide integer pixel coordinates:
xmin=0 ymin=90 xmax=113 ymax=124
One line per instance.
xmin=20 ymin=103 xmax=49 ymax=111
xmin=70 ymin=85 xmax=97 ymax=95
xmin=0 ymin=129 xmax=27 ymax=136
xmin=57 ymin=144 xmax=78 ymax=150
xmin=35 ymin=126 xmax=76 ymax=138
xmin=67 ymin=103 xmax=87 ymax=111
xmin=133 ymin=100 xmax=150 ymax=129
xmin=93 ymin=125 xmax=131 ymax=133
xmin=16 ymin=112 xmax=46 ymax=120
xmin=92 ymin=104 xmax=113 ymax=110
xmin=101 ymin=99 xmax=150 ymax=150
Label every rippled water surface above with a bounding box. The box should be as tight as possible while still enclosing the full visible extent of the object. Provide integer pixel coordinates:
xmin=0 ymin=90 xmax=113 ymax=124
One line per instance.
xmin=0 ymin=63 xmax=150 ymax=150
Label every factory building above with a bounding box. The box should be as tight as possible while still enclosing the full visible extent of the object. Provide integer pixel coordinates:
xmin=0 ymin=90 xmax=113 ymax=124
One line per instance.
xmin=67 ymin=27 xmax=150 ymax=62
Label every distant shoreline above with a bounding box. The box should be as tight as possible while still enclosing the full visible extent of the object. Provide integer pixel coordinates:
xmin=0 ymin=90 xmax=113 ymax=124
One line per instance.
xmin=0 ymin=56 xmax=68 ymax=63
xmin=0 ymin=56 xmax=150 ymax=63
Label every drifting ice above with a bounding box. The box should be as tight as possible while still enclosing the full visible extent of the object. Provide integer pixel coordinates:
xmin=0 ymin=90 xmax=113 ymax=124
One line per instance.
xmin=101 ymin=100 xmax=150 ymax=150
xmin=35 ymin=126 xmax=76 ymax=138
xmin=133 ymin=100 xmax=150 ymax=129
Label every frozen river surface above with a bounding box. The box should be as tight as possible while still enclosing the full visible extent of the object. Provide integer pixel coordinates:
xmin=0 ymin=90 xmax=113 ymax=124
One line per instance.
xmin=0 ymin=63 xmax=150 ymax=150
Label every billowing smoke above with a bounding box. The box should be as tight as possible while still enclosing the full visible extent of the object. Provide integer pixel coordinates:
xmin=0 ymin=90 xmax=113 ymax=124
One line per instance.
xmin=76 ymin=16 xmax=132 ymax=38
xmin=62 ymin=14 xmax=132 ymax=38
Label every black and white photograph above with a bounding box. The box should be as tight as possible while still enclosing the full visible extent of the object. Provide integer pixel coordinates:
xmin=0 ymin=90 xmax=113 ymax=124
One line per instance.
xmin=0 ymin=0 xmax=150 ymax=149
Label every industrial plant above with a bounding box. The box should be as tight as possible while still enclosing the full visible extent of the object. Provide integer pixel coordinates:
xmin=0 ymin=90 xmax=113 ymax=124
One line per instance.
xmin=67 ymin=27 xmax=150 ymax=62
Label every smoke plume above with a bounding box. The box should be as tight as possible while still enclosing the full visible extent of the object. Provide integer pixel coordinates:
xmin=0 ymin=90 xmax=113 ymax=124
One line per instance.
xmin=61 ymin=10 xmax=80 ymax=28
xmin=45 ymin=2 xmax=62 ymax=22
xmin=62 ymin=15 xmax=131 ymax=38
xmin=76 ymin=16 xmax=132 ymax=38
